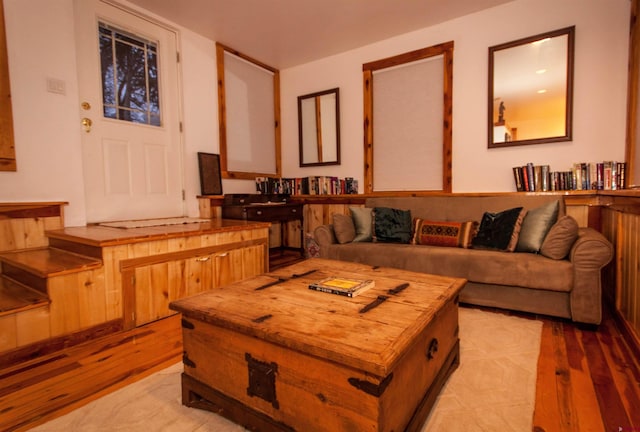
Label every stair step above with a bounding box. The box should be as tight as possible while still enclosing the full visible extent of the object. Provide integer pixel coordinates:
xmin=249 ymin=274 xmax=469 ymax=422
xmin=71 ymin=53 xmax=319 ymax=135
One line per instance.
xmin=0 ymin=277 xmax=49 ymax=317
xmin=0 ymin=247 xmax=102 ymax=279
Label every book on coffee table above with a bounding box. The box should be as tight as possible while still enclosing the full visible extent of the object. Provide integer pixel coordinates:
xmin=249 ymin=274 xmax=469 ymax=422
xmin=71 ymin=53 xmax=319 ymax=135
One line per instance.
xmin=308 ymin=277 xmax=375 ymax=297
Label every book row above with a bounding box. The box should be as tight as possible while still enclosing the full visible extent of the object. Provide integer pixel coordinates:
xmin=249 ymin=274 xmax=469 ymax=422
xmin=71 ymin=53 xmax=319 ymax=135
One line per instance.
xmin=256 ymin=176 xmax=359 ymax=195
xmin=513 ymin=161 xmax=627 ymax=192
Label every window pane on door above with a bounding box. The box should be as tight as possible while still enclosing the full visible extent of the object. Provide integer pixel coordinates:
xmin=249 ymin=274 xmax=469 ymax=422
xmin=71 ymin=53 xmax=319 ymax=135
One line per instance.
xmin=99 ymin=22 xmax=161 ymax=126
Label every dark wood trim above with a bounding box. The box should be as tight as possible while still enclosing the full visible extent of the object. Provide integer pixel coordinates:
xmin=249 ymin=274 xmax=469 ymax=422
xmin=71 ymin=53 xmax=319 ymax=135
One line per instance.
xmin=0 ymin=202 xmax=66 ymax=219
xmin=0 ymin=319 xmax=123 ymax=369
xmin=48 ymin=237 xmax=103 ymax=260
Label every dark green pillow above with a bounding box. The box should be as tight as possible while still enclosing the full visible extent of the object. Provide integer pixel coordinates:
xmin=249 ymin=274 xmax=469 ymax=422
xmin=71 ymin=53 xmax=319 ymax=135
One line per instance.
xmin=471 ymin=207 xmax=525 ymax=251
xmin=373 ymin=207 xmax=412 ymax=243
xmin=516 ymin=200 xmax=559 ymax=253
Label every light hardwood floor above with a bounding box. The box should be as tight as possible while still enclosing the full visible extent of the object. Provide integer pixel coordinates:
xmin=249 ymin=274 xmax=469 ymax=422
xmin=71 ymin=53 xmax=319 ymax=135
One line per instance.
xmin=0 ymin=305 xmax=638 ymax=431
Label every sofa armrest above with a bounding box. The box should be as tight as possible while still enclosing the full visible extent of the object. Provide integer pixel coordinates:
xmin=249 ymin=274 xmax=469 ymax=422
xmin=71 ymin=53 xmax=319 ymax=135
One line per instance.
xmin=314 ymin=224 xmax=337 ymax=259
xmin=568 ymin=227 xmax=614 ymax=324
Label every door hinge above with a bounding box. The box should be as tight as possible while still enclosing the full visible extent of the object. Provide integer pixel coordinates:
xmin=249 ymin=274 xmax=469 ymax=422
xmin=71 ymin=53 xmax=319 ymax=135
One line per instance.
xmin=131 ymin=275 xmax=136 ymax=285
xmin=182 ymin=190 xmax=186 ymax=200
xmin=176 ymin=51 xmax=180 ymax=63
xmin=179 ymin=121 xmax=183 ymax=132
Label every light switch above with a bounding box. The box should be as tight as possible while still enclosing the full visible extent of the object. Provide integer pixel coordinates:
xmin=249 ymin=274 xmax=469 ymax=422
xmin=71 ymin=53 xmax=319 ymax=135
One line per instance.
xmin=46 ymin=77 xmax=66 ymax=95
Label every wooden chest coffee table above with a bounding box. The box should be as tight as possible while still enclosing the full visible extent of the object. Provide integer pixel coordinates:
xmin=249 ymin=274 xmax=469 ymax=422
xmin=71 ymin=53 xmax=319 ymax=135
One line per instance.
xmin=169 ymin=258 xmax=466 ymax=432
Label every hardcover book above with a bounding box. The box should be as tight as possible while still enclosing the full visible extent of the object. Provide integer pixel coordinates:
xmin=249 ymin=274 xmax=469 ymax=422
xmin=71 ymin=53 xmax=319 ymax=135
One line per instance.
xmin=308 ymin=277 xmax=375 ymax=297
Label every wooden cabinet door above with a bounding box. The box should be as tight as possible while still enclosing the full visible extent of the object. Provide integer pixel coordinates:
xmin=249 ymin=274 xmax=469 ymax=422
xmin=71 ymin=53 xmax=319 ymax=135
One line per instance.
xmin=134 ymin=261 xmax=171 ymax=326
xmin=241 ymin=244 xmax=266 ymax=279
xmin=213 ymin=249 xmax=244 ymax=288
xmin=135 ymin=255 xmax=215 ymax=326
xmin=132 ymin=242 xmax=266 ymax=327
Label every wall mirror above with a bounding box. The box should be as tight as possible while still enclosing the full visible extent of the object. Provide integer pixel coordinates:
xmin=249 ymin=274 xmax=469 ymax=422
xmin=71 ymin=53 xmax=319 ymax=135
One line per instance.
xmin=488 ymin=26 xmax=575 ymax=148
xmin=298 ymin=88 xmax=340 ymax=166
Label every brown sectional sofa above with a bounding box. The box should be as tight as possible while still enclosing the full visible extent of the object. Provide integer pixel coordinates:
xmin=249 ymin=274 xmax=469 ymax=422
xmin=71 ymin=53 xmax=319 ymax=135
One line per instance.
xmin=313 ymin=195 xmax=613 ymax=324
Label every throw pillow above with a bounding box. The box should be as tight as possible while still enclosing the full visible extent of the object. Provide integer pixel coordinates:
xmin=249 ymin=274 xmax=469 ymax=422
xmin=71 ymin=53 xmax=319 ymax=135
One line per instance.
xmin=304 ymin=233 xmax=320 ymax=258
xmin=350 ymin=207 xmax=373 ymax=242
xmin=540 ymin=215 xmax=579 ymax=260
xmin=516 ymin=200 xmax=560 ymax=253
xmin=373 ymin=207 xmax=412 ymax=243
xmin=471 ymin=207 xmax=527 ymax=251
xmin=332 ymin=213 xmax=356 ymax=244
xmin=412 ymin=219 xmax=479 ymax=248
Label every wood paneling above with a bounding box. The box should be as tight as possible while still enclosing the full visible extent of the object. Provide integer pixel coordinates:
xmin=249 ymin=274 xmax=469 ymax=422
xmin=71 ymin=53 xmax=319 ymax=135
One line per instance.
xmin=614 ymin=211 xmax=640 ymax=348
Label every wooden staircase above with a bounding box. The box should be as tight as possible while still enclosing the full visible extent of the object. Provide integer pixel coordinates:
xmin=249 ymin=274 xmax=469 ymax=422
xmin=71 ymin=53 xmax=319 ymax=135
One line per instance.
xmin=0 ymin=202 xmax=114 ymax=366
xmin=0 ymin=201 xmax=272 ymax=368
xmin=0 ymin=246 xmax=105 ymax=365
xmin=0 ymin=276 xmax=49 ymax=316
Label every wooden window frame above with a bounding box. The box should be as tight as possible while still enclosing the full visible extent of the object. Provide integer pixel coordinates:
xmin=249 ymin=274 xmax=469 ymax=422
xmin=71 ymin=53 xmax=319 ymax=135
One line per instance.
xmin=362 ymin=42 xmax=453 ymax=193
xmin=216 ymin=43 xmax=281 ymax=180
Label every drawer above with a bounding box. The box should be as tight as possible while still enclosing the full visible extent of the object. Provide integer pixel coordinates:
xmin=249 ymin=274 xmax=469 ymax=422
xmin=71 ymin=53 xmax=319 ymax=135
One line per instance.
xmin=243 ymin=205 xmax=302 ymax=221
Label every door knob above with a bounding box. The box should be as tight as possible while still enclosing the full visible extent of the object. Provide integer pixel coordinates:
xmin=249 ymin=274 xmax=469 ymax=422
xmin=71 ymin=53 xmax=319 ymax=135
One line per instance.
xmin=81 ymin=117 xmax=92 ymax=133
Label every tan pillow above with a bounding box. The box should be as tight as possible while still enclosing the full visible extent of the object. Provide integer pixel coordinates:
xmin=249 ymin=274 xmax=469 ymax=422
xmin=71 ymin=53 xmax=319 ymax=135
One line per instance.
xmin=332 ymin=213 xmax=356 ymax=244
xmin=540 ymin=215 xmax=579 ymax=260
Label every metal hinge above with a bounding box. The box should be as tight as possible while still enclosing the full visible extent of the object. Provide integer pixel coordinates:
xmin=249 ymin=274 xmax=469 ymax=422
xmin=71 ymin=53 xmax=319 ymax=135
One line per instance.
xmin=179 ymin=121 xmax=183 ymax=132
xmin=182 ymin=190 xmax=186 ymax=200
xmin=176 ymin=51 xmax=180 ymax=63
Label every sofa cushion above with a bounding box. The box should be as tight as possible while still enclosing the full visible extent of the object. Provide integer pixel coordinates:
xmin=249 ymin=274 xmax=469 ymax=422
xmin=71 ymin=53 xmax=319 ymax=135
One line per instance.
xmin=516 ymin=200 xmax=559 ymax=253
xmin=332 ymin=214 xmax=356 ymax=244
xmin=471 ymin=207 xmax=526 ymax=252
xmin=373 ymin=207 xmax=412 ymax=243
xmin=325 ymin=241 xmax=573 ymax=293
xmin=540 ymin=215 xmax=579 ymax=259
xmin=412 ymin=219 xmax=478 ymax=248
xmin=350 ymin=207 xmax=373 ymax=242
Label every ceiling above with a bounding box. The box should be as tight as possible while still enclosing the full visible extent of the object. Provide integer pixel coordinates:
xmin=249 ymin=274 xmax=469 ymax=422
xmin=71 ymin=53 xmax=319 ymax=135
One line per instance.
xmin=125 ymin=0 xmax=516 ymax=69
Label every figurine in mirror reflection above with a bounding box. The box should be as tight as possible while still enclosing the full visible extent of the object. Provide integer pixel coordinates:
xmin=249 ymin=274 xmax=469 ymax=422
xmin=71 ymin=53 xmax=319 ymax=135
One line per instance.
xmin=498 ymin=101 xmax=506 ymax=123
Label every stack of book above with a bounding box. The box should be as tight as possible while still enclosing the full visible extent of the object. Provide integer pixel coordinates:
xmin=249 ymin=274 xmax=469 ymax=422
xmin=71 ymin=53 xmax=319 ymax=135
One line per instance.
xmin=513 ymin=161 xmax=627 ymax=192
xmin=256 ymin=176 xmax=358 ymax=195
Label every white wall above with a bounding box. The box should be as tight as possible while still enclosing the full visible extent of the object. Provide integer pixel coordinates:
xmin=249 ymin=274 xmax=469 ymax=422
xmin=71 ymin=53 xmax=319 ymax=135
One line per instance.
xmin=0 ymin=0 xmax=631 ymax=227
xmin=280 ymin=0 xmax=631 ymax=192
xmin=0 ymin=0 xmax=87 ymax=226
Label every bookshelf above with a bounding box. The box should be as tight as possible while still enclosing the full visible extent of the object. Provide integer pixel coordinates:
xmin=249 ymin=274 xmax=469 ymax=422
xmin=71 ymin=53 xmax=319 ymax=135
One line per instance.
xmin=255 ymin=176 xmax=358 ymax=195
xmin=513 ymin=161 xmax=627 ymax=192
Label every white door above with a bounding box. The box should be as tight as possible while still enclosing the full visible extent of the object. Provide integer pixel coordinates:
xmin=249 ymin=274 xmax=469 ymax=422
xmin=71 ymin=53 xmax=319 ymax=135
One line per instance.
xmin=74 ymin=0 xmax=183 ymax=223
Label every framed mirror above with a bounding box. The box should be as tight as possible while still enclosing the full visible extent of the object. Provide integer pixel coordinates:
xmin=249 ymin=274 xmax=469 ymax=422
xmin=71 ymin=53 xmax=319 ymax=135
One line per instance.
xmin=298 ymin=88 xmax=340 ymax=166
xmin=488 ymin=26 xmax=575 ymax=148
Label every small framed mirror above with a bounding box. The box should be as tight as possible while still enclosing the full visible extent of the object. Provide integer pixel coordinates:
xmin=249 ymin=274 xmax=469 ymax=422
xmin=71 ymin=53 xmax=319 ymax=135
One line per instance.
xmin=298 ymin=88 xmax=340 ymax=166
xmin=488 ymin=26 xmax=575 ymax=148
